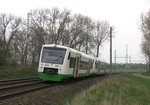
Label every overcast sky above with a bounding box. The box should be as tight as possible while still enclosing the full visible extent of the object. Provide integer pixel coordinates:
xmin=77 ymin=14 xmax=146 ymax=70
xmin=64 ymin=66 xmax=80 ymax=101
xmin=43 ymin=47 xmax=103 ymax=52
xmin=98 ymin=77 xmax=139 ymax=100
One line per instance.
xmin=0 ymin=0 xmax=149 ymax=63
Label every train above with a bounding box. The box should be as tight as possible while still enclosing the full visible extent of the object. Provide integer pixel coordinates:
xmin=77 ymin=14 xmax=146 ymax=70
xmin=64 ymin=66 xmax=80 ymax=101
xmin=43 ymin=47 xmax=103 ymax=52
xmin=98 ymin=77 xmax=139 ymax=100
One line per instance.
xmin=38 ymin=44 xmax=107 ymax=81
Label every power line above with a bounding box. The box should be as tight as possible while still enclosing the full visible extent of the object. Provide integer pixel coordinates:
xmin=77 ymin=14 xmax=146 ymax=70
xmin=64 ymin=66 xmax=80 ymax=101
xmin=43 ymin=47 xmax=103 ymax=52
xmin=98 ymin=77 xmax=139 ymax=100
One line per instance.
xmin=114 ymin=44 xmax=131 ymax=64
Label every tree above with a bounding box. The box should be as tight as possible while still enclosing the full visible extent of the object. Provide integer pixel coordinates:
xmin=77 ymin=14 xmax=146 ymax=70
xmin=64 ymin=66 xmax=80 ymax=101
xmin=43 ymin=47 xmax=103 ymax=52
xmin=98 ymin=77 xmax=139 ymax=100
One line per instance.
xmin=0 ymin=13 xmax=23 ymax=65
xmin=141 ymin=40 xmax=150 ymax=70
xmin=68 ymin=14 xmax=88 ymax=49
xmin=0 ymin=38 xmax=6 ymax=65
xmin=11 ymin=24 xmax=29 ymax=65
xmin=94 ymin=20 xmax=110 ymax=57
xmin=84 ymin=16 xmax=95 ymax=54
xmin=141 ymin=9 xmax=150 ymax=70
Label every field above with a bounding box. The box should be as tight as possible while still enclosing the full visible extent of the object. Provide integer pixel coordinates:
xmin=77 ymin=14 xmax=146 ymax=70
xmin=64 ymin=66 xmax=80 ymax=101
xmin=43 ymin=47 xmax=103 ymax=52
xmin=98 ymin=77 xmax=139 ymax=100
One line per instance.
xmin=0 ymin=66 xmax=37 ymax=79
xmin=64 ymin=73 xmax=150 ymax=105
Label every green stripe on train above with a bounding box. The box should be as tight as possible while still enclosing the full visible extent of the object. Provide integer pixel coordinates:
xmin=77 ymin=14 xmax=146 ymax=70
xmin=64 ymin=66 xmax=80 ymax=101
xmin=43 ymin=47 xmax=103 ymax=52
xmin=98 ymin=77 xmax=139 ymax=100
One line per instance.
xmin=38 ymin=72 xmax=88 ymax=81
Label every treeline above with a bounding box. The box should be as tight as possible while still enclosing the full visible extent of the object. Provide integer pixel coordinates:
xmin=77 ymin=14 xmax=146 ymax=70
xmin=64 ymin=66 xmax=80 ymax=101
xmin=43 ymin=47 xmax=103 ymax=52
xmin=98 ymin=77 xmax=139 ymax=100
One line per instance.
xmin=113 ymin=63 xmax=146 ymax=70
xmin=0 ymin=8 xmax=111 ymax=67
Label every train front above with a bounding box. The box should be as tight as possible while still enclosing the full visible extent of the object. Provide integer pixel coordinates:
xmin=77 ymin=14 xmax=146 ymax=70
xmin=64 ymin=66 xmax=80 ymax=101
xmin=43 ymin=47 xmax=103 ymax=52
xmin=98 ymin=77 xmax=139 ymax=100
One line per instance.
xmin=38 ymin=45 xmax=68 ymax=81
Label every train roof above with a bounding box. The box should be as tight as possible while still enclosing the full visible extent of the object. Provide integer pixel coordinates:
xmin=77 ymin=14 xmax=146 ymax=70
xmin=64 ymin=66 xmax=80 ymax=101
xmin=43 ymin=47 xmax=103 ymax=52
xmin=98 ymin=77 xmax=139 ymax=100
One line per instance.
xmin=43 ymin=44 xmax=69 ymax=49
xmin=42 ymin=44 xmax=110 ymax=64
xmin=42 ymin=44 xmax=95 ymax=59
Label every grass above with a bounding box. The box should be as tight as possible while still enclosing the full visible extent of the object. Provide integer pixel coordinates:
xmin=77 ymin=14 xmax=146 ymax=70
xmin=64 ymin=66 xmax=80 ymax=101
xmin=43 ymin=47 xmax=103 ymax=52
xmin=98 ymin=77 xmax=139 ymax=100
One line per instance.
xmin=142 ymin=71 xmax=150 ymax=76
xmin=126 ymin=74 xmax=150 ymax=88
xmin=0 ymin=66 xmax=38 ymax=79
xmin=65 ymin=74 xmax=150 ymax=105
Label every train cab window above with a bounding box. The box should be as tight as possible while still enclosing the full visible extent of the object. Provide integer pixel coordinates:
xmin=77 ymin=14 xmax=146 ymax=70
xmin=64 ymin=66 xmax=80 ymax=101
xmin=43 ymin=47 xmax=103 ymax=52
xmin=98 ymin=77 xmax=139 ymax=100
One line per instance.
xmin=41 ymin=47 xmax=66 ymax=64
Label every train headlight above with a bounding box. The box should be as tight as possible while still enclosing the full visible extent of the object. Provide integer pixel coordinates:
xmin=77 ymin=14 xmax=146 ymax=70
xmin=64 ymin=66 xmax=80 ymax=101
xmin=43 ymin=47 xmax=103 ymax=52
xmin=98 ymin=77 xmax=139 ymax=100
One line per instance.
xmin=59 ymin=65 xmax=64 ymax=68
xmin=41 ymin=64 xmax=45 ymax=66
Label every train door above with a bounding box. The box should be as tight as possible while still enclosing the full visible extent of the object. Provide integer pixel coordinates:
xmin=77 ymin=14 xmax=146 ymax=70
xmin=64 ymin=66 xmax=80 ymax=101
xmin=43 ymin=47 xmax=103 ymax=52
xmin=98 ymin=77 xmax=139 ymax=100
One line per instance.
xmin=74 ymin=55 xmax=80 ymax=78
xmin=98 ymin=61 xmax=101 ymax=73
xmin=87 ymin=60 xmax=91 ymax=75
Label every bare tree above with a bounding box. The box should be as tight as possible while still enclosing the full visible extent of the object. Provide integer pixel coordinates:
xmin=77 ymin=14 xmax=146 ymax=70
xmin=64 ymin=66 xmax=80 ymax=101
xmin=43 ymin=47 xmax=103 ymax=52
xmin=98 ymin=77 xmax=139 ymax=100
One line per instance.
xmin=94 ymin=20 xmax=110 ymax=57
xmin=68 ymin=14 xmax=87 ymax=49
xmin=67 ymin=14 xmax=95 ymax=55
xmin=84 ymin=16 xmax=95 ymax=54
xmin=11 ymin=27 xmax=27 ymax=64
xmin=0 ymin=38 xmax=5 ymax=65
xmin=57 ymin=9 xmax=72 ymax=45
xmin=142 ymin=40 xmax=150 ymax=70
xmin=141 ymin=9 xmax=150 ymax=70
xmin=0 ymin=14 xmax=23 ymax=65
xmin=0 ymin=14 xmax=14 ymax=65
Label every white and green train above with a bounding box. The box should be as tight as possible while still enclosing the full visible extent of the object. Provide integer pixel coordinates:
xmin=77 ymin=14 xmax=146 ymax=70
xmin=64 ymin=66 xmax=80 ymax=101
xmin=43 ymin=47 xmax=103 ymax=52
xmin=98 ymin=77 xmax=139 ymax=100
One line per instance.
xmin=38 ymin=44 xmax=107 ymax=81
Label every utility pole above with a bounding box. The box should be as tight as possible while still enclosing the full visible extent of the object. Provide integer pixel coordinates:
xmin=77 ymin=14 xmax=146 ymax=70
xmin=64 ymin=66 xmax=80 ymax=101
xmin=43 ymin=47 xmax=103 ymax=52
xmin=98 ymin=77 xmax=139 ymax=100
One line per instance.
xmin=114 ymin=50 xmax=116 ymax=70
xmin=129 ymin=55 xmax=131 ymax=63
xmin=110 ymin=27 xmax=112 ymax=74
xmin=126 ymin=44 xmax=128 ymax=64
xmin=114 ymin=50 xmax=116 ymax=64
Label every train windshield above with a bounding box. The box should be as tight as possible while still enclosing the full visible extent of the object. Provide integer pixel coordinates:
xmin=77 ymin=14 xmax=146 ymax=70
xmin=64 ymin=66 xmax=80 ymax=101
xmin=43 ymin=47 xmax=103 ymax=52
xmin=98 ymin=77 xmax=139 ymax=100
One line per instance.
xmin=41 ymin=47 xmax=66 ymax=64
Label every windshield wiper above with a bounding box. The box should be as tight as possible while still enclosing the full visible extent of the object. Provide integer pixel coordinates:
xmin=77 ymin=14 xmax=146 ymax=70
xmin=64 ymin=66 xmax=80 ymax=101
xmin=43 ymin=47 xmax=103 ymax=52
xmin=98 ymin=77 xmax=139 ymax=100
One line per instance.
xmin=51 ymin=55 xmax=64 ymax=64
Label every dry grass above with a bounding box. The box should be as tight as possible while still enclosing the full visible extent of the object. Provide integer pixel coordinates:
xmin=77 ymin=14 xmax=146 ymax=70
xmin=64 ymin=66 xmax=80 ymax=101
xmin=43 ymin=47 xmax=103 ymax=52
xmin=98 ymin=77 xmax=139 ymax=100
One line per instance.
xmin=65 ymin=74 xmax=150 ymax=105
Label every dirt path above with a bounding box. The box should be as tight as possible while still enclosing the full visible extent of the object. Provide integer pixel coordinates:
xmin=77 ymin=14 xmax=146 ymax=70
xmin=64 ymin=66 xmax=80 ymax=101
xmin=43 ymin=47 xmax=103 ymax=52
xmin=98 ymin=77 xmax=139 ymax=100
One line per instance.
xmin=133 ymin=73 xmax=150 ymax=79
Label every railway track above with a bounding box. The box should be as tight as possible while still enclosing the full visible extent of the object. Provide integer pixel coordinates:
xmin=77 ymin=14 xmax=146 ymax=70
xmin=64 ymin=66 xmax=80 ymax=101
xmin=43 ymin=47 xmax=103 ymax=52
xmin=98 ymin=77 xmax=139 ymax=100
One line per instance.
xmin=0 ymin=77 xmax=58 ymax=102
xmin=0 ymin=73 xmax=119 ymax=103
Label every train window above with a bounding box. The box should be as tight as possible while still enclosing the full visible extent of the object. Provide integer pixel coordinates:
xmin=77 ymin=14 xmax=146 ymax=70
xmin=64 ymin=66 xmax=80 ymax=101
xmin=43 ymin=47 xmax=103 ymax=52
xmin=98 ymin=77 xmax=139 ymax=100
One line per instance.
xmin=88 ymin=59 xmax=93 ymax=69
xmin=89 ymin=61 xmax=93 ymax=69
xmin=95 ymin=62 xmax=98 ymax=69
xmin=80 ymin=61 xmax=88 ymax=70
xmin=69 ymin=57 xmax=76 ymax=68
xmin=95 ymin=61 xmax=100 ymax=69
